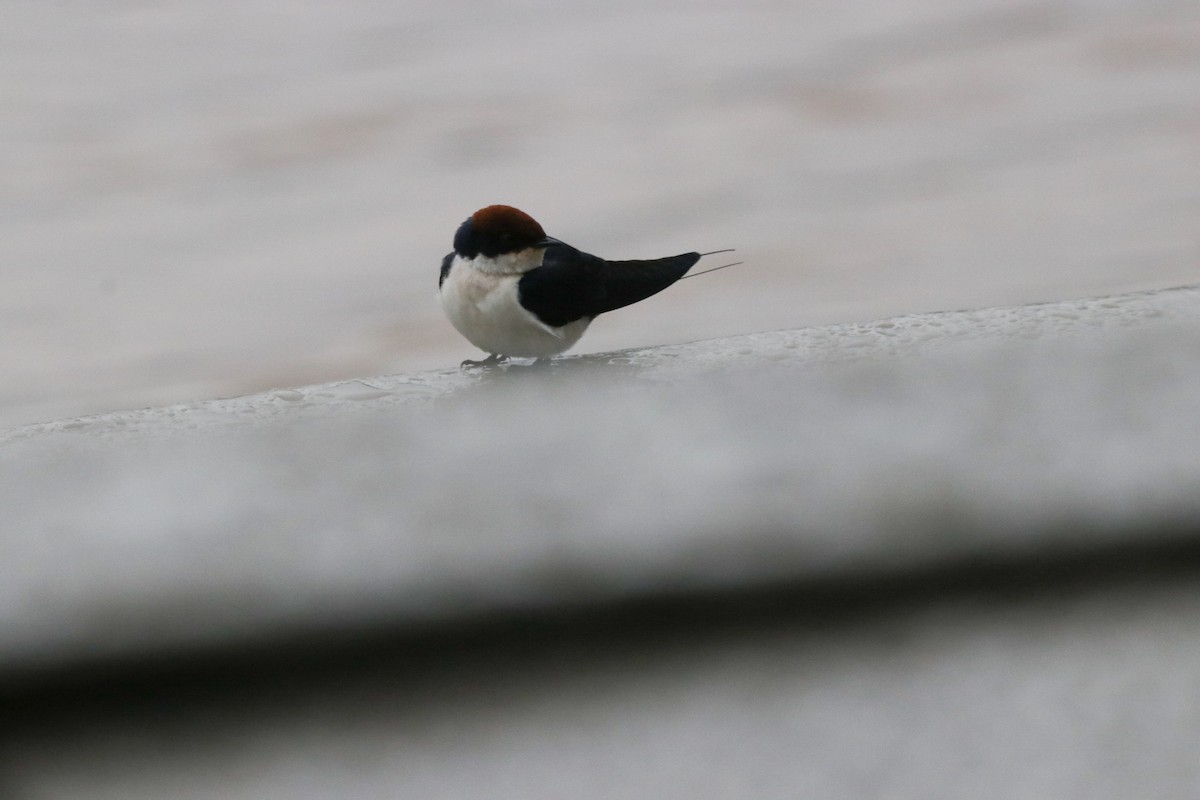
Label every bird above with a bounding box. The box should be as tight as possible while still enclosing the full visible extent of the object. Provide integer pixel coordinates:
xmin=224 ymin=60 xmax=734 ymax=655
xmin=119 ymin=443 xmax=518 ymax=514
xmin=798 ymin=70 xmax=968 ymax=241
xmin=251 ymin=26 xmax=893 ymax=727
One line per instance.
xmin=438 ymin=205 xmax=731 ymax=367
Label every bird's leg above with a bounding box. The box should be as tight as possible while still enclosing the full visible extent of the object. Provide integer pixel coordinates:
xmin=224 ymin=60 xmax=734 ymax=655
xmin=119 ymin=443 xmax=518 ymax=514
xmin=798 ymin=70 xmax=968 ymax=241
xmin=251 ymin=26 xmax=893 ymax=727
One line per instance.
xmin=460 ymin=353 xmax=509 ymax=369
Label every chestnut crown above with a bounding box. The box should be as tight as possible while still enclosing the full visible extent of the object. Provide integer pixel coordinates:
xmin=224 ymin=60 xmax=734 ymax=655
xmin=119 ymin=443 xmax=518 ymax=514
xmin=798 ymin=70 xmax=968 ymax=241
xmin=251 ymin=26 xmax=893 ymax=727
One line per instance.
xmin=453 ymin=205 xmax=549 ymax=258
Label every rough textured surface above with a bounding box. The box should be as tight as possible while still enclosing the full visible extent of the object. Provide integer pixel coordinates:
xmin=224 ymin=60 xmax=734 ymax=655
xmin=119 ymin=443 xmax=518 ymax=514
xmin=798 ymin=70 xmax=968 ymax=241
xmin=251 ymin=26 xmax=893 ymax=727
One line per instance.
xmin=4 ymin=285 xmax=1200 ymax=798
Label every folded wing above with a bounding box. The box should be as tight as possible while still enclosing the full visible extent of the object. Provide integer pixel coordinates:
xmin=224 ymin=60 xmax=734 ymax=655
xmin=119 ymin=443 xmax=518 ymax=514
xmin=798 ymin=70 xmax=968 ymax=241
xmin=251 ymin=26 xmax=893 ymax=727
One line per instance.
xmin=519 ymin=244 xmax=700 ymax=328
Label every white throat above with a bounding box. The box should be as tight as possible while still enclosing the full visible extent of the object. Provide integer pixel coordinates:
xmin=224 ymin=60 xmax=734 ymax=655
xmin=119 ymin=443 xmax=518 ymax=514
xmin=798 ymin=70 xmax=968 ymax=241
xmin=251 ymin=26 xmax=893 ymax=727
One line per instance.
xmin=462 ymin=248 xmax=546 ymax=275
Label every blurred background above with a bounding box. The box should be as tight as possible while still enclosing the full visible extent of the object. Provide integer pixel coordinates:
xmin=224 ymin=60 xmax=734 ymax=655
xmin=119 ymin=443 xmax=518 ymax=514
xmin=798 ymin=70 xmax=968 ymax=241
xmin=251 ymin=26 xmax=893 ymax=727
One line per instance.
xmin=3 ymin=0 xmax=1197 ymax=429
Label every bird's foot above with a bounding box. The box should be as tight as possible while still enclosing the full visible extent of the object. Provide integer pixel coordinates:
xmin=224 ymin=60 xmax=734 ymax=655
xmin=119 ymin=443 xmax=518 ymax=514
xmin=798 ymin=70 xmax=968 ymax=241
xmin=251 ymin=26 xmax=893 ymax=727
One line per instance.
xmin=460 ymin=354 xmax=509 ymax=369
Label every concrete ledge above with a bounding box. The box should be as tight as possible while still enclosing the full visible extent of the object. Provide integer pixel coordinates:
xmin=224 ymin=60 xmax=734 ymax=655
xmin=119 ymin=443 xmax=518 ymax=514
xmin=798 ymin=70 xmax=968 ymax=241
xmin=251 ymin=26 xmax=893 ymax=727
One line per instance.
xmin=3 ymin=284 xmax=1200 ymax=675
xmin=6 ymin=284 xmax=1200 ymax=799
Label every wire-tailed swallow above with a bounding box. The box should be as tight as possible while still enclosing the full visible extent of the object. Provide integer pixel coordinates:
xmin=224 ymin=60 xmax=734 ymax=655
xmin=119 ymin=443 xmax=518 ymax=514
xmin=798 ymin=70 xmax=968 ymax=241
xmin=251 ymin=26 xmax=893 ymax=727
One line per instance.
xmin=439 ymin=205 xmax=729 ymax=366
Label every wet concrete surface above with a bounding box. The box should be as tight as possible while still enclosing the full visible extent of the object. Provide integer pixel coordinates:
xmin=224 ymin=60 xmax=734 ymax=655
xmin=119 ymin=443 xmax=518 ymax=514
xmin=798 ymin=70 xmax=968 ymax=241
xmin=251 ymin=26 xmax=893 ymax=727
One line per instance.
xmin=3 ymin=284 xmax=1200 ymax=797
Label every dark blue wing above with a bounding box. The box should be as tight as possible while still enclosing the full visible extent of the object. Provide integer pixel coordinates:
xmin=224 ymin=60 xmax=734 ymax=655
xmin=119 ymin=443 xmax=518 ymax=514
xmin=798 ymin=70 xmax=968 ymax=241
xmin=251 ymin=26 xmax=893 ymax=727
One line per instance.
xmin=439 ymin=252 xmax=454 ymax=288
xmin=516 ymin=244 xmax=607 ymax=327
xmin=588 ymin=253 xmax=701 ymax=316
xmin=518 ymin=243 xmax=700 ymax=328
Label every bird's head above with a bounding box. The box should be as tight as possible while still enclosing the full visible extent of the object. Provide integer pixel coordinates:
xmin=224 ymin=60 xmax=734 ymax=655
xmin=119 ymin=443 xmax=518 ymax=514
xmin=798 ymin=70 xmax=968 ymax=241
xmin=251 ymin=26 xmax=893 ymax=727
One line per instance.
xmin=453 ymin=205 xmax=555 ymax=259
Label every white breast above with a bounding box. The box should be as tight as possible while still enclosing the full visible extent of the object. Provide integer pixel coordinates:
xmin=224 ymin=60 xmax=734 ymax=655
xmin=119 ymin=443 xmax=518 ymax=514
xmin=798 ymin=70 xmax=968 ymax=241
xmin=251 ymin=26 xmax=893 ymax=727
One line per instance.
xmin=439 ymin=255 xmax=590 ymax=358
